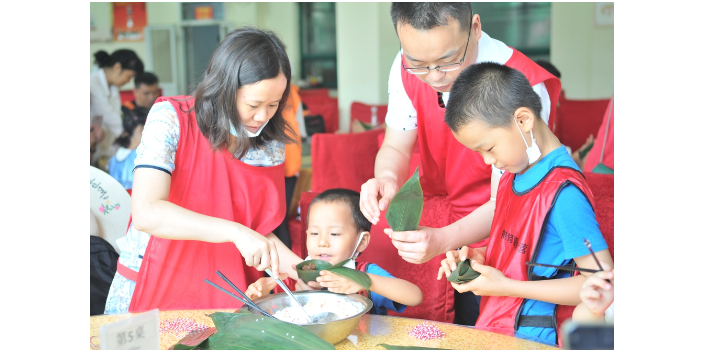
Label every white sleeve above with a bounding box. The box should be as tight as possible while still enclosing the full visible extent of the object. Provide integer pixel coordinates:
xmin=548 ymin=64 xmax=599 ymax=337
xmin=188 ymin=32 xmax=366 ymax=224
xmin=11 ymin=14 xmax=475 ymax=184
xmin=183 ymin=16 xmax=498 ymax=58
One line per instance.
xmin=385 ymin=51 xmax=418 ymax=131
xmin=532 ymin=82 xmax=551 ymax=125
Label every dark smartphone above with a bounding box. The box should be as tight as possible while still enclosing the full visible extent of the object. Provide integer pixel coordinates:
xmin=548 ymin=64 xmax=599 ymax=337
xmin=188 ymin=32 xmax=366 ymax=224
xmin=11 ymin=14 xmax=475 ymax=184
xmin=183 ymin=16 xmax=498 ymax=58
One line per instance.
xmin=560 ymin=319 xmax=614 ymax=350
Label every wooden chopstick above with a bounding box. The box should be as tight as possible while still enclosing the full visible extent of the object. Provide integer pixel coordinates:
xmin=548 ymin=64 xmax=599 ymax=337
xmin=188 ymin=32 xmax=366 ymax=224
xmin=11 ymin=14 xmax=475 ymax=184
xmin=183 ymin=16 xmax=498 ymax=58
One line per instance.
xmin=204 ymin=279 xmax=276 ymax=319
xmin=525 ymin=262 xmax=600 ymax=273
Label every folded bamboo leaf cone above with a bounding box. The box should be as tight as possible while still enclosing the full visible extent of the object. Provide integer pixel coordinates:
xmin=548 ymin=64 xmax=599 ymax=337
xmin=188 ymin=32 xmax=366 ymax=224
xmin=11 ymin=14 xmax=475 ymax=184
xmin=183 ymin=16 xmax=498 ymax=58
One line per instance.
xmin=296 ymin=259 xmax=333 ymax=283
xmin=447 ymin=259 xmax=481 ymax=284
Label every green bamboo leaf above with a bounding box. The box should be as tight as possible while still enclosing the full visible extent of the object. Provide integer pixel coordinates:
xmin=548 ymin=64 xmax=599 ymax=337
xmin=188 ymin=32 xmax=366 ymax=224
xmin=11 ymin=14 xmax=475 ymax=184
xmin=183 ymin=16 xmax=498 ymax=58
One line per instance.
xmin=327 ymin=267 xmax=372 ymax=289
xmin=296 ymin=259 xmax=333 ymax=283
xmin=203 ymin=312 xmax=334 ymax=350
xmin=447 ymin=260 xmax=481 ymax=284
xmin=329 ymin=258 xmax=353 ymax=269
xmin=359 ymin=121 xmax=375 ymax=130
xmin=385 ymin=166 xmax=423 ymax=232
xmin=378 ymin=344 xmax=450 ymax=350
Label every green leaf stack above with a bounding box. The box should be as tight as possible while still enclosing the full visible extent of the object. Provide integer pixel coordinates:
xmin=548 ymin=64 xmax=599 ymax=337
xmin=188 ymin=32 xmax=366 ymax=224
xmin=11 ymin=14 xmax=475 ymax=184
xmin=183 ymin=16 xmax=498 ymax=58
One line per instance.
xmin=172 ymin=312 xmax=335 ymax=350
xmin=385 ymin=166 xmax=423 ymax=232
xmin=446 ymin=259 xmax=481 ymax=284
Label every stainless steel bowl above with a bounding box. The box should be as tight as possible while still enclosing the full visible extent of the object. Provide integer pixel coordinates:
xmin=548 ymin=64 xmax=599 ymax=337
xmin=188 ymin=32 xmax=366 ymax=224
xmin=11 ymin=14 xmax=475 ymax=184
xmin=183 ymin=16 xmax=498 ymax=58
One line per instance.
xmin=248 ymin=290 xmax=373 ymax=345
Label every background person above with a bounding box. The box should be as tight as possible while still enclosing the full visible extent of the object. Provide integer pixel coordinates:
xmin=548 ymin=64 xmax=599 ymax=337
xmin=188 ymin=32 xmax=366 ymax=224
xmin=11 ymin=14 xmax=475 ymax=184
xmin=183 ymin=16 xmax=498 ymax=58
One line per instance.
xmin=122 ymin=72 xmax=160 ymax=119
xmin=359 ymin=2 xmax=561 ymax=325
xmin=91 ymin=49 xmax=144 ymax=168
xmin=107 ymin=108 xmax=147 ymax=190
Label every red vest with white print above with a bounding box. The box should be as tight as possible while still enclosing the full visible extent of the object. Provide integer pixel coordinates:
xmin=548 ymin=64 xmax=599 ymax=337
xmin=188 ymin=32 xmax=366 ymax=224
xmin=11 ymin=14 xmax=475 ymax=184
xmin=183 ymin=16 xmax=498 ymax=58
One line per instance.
xmin=128 ymin=96 xmax=286 ymax=312
xmin=475 ymin=166 xmax=594 ymax=344
xmin=400 ymin=48 xmax=561 ymax=248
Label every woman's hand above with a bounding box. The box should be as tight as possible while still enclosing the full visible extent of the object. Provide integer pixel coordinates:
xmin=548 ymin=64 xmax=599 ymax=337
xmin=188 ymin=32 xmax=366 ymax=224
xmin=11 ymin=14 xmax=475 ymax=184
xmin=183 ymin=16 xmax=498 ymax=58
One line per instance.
xmin=449 ymin=260 xmax=510 ymax=296
xmin=233 ymin=228 xmax=280 ymax=277
xmin=316 ymin=270 xmax=365 ymax=294
xmin=580 ymin=267 xmax=614 ymax=316
xmin=245 ymin=273 xmax=289 ymax=300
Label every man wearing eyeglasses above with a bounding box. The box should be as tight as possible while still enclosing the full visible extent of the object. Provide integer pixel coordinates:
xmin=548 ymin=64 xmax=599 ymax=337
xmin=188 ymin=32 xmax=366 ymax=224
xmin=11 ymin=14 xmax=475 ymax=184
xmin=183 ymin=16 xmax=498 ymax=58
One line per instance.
xmin=359 ymin=3 xmax=561 ymax=326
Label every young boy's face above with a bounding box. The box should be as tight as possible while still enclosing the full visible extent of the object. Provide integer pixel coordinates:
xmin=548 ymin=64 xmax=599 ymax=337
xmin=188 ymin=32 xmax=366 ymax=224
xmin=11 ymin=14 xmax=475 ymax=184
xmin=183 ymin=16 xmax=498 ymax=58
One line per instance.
xmin=306 ymin=201 xmax=365 ymax=266
xmin=452 ymin=118 xmax=530 ymax=174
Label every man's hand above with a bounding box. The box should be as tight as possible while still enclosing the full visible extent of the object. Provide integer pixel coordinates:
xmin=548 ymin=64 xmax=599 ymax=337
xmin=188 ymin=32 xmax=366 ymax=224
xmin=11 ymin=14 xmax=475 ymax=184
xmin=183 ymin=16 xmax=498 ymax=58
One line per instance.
xmin=384 ymin=226 xmax=446 ymax=264
xmin=360 ymin=176 xmax=399 ymax=225
xmin=316 ymin=270 xmax=365 ymax=294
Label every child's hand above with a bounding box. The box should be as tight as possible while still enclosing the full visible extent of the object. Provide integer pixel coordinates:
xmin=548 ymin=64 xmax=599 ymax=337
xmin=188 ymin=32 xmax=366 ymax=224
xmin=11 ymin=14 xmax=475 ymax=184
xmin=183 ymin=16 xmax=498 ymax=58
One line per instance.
xmin=245 ymin=273 xmax=289 ymax=300
xmin=580 ymin=267 xmax=614 ymax=316
xmin=290 ymin=263 xmax=323 ymax=289
xmin=449 ymin=260 xmax=509 ymax=296
xmin=316 ymin=270 xmax=365 ymax=294
xmin=437 ymin=246 xmax=487 ymax=280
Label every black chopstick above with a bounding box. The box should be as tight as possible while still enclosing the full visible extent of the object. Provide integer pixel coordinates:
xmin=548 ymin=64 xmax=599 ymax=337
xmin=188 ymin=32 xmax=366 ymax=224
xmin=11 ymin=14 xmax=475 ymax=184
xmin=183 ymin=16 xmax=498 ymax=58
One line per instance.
xmin=216 ymin=270 xmax=266 ymax=313
xmin=583 ymin=239 xmax=605 ymax=271
xmin=526 ymin=262 xmax=600 ymax=273
xmin=204 ymin=279 xmax=276 ymax=319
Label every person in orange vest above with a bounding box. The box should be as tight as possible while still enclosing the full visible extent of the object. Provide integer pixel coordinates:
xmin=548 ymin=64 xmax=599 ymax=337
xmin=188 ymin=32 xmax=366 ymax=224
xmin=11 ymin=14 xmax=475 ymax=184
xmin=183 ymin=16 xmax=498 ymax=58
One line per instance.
xmin=122 ymin=72 xmax=160 ymax=119
xmin=271 ymin=83 xmax=303 ymax=248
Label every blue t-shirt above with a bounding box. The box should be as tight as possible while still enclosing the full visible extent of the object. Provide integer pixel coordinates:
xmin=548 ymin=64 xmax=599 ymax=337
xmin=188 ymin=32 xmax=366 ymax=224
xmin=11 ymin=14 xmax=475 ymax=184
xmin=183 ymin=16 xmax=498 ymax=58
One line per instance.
xmin=364 ymin=263 xmax=407 ymax=315
xmin=510 ymin=146 xmax=608 ymax=344
xmin=108 ymin=148 xmax=138 ymax=190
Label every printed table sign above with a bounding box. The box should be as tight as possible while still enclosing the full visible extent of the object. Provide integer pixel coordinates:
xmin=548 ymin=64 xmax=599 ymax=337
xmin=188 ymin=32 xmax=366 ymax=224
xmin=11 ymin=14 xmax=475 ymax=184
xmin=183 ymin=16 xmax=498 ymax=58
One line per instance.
xmin=100 ymin=309 xmax=160 ymax=350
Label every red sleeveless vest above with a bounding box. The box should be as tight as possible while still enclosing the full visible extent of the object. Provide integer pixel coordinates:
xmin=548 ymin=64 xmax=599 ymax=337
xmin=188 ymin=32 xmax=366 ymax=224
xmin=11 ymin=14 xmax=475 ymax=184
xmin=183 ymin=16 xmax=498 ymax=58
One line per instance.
xmin=400 ymin=48 xmax=561 ymax=248
xmin=128 ymin=96 xmax=286 ymax=312
xmin=475 ymin=166 xmax=594 ymax=345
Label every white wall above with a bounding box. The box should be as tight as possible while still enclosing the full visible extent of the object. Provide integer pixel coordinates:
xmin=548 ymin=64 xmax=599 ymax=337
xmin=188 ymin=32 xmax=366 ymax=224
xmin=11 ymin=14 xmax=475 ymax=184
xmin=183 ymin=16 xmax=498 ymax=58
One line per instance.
xmin=551 ymin=2 xmax=614 ymax=99
xmin=336 ymin=2 xmax=398 ymax=132
xmin=89 ymin=2 xmax=301 ymax=91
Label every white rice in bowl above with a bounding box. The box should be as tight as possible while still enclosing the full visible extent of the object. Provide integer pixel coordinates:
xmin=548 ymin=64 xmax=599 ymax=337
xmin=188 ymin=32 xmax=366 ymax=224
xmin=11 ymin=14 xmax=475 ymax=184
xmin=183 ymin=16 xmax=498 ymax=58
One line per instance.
xmin=273 ymin=295 xmax=365 ymax=324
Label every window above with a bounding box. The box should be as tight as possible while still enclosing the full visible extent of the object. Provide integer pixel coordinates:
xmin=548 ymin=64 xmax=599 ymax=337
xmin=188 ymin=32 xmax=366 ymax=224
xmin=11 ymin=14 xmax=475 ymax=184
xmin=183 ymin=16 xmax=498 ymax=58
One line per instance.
xmin=299 ymin=3 xmax=337 ymax=88
xmin=471 ymin=2 xmax=551 ymax=62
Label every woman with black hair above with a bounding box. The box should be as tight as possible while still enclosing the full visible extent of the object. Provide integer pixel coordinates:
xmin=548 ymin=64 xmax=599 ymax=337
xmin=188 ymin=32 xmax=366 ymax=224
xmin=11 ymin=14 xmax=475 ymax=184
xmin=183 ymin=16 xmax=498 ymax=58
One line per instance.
xmin=104 ymin=27 xmax=303 ymax=314
xmin=90 ymin=49 xmax=144 ymax=166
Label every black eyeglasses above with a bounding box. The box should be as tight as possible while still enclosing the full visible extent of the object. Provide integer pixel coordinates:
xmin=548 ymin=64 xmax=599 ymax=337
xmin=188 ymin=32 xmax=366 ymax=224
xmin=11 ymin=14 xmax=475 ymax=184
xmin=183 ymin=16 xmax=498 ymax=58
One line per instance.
xmin=402 ymin=20 xmax=473 ymax=75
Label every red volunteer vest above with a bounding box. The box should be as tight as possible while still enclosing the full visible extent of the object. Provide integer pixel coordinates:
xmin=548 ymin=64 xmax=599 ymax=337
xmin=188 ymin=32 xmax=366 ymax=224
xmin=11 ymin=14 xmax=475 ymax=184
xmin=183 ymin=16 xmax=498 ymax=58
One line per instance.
xmin=128 ymin=96 xmax=286 ymax=312
xmin=400 ymin=48 xmax=561 ymax=248
xmin=475 ymin=166 xmax=594 ymax=344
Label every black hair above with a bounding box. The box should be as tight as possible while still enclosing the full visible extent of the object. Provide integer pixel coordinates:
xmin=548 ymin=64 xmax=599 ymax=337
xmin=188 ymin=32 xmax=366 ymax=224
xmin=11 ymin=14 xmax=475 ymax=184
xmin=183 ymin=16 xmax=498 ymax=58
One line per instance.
xmin=188 ymin=26 xmax=297 ymax=158
xmin=114 ymin=108 xmax=147 ymax=149
xmin=390 ymin=2 xmax=473 ymax=32
xmin=534 ymin=60 xmax=561 ymax=79
xmin=93 ymin=49 xmax=144 ymax=75
xmin=445 ymin=62 xmax=543 ymax=131
xmin=308 ymin=188 xmax=372 ymax=233
xmin=134 ymin=72 xmax=159 ymax=89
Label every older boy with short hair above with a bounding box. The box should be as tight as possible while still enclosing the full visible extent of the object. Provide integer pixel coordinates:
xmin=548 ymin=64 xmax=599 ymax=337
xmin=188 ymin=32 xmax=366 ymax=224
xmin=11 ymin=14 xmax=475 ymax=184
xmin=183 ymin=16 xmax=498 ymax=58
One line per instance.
xmin=438 ymin=62 xmax=612 ymax=345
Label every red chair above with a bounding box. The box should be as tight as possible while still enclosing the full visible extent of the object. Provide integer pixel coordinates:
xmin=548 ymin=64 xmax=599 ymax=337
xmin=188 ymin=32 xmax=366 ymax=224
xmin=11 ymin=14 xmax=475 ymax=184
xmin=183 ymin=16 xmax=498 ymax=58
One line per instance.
xmin=310 ymin=129 xmax=385 ymax=192
xmin=300 ymin=88 xmax=339 ymax=133
xmin=350 ymin=102 xmax=388 ymax=131
xmin=299 ymin=191 xmax=455 ymax=323
xmin=584 ymin=172 xmax=614 ymax=199
xmin=554 ymin=96 xmax=610 ymax=152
